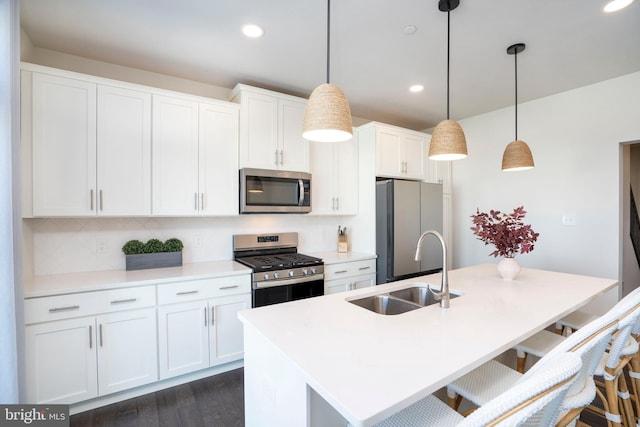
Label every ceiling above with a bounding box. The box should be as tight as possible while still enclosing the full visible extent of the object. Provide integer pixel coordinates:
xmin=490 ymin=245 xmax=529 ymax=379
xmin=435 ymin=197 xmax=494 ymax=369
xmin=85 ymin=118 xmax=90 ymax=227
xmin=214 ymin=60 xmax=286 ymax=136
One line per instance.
xmin=20 ymin=0 xmax=640 ymax=131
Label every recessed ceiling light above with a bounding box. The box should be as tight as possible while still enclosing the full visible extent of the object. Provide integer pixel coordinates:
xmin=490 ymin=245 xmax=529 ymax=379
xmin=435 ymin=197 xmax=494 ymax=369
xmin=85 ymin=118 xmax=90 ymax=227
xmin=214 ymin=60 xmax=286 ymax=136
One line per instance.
xmin=242 ymin=24 xmax=264 ymax=38
xmin=603 ymin=0 xmax=634 ymax=12
xmin=403 ymin=25 xmax=418 ymax=35
xmin=409 ymin=84 xmax=424 ymax=93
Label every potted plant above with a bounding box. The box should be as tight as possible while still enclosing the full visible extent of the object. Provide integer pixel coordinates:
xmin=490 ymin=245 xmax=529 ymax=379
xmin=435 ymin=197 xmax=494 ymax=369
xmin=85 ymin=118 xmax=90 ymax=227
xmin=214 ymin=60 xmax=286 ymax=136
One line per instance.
xmin=470 ymin=206 xmax=539 ymax=280
xmin=122 ymin=238 xmax=183 ymax=271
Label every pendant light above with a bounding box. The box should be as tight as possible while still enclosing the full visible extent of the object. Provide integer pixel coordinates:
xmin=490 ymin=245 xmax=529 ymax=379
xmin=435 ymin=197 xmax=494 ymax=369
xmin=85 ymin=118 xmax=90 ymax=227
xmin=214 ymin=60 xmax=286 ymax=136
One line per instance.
xmin=429 ymin=0 xmax=468 ymax=161
xmin=501 ymin=43 xmax=535 ymax=171
xmin=302 ymin=0 xmax=353 ymax=143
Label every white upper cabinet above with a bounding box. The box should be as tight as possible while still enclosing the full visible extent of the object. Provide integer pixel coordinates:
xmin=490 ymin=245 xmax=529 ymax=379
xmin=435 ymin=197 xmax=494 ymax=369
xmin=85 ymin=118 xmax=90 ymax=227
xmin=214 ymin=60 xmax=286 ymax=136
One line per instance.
xmin=359 ymin=122 xmax=426 ymax=181
xmin=232 ymin=84 xmax=309 ymax=172
xmin=152 ymin=95 xmax=239 ymax=216
xmin=29 ymin=70 xmax=152 ymax=217
xmin=310 ymin=136 xmax=358 ymax=215
xmin=31 ymin=72 xmax=97 ymax=216
xmin=97 ymin=85 xmax=152 ymax=215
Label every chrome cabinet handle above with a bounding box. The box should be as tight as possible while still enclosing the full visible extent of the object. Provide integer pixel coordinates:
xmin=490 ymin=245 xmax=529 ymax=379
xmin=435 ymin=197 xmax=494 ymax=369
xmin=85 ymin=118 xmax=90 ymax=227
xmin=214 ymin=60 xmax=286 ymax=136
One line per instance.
xmin=99 ymin=190 xmax=103 ymax=211
xmin=358 ymin=266 xmax=371 ymax=271
xmin=49 ymin=305 xmax=80 ymax=313
xmin=279 ymin=149 xmax=284 ymax=165
xmin=335 ymin=270 xmax=347 ymax=274
xmin=89 ymin=325 xmax=93 ymax=349
xmin=110 ymin=298 xmax=137 ymax=305
xmin=176 ymin=290 xmax=198 ymax=296
xmin=336 ymin=197 xmax=340 ymax=211
xmin=204 ymin=307 xmax=208 ymax=327
xmin=195 ymin=193 xmax=198 ymax=210
xmin=201 ymin=193 xmax=205 ymax=211
xmin=90 ymin=189 xmax=94 ymax=211
xmin=99 ymin=324 xmax=103 ymax=347
xmin=220 ymin=285 xmax=239 ymax=290
xmin=211 ymin=307 xmax=215 ymax=326
xmin=275 ymin=150 xmax=279 ymax=166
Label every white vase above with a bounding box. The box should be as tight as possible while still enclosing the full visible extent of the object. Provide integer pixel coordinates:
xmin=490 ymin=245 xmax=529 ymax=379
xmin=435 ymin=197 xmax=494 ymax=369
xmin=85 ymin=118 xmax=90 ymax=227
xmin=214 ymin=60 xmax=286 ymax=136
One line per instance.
xmin=498 ymin=257 xmax=521 ymax=280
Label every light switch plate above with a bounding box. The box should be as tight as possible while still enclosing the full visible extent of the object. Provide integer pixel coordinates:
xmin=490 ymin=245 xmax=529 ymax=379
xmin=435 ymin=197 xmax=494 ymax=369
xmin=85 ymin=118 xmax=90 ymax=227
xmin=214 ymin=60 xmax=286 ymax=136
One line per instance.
xmin=562 ymin=214 xmax=577 ymax=226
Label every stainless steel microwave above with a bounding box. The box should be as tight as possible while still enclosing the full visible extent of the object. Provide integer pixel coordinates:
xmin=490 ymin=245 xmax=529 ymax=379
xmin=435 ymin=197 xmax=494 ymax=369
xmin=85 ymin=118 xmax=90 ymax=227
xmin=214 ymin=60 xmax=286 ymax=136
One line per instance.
xmin=240 ymin=168 xmax=311 ymax=214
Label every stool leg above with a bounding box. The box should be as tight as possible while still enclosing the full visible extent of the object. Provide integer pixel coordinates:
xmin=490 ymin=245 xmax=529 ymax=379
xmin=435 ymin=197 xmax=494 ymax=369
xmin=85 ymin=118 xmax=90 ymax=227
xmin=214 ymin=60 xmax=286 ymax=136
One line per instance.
xmin=627 ymin=351 xmax=640 ymax=426
xmin=617 ymin=373 xmax=635 ymax=427
xmin=446 ymin=389 xmax=462 ymax=411
xmin=516 ymin=348 xmax=527 ymax=374
xmin=605 ymin=374 xmax=624 ymax=427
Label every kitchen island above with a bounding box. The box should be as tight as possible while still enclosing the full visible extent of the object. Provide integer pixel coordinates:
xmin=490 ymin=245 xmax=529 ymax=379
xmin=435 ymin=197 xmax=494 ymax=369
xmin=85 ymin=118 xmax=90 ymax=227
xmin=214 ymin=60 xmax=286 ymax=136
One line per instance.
xmin=238 ymin=264 xmax=618 ymax=427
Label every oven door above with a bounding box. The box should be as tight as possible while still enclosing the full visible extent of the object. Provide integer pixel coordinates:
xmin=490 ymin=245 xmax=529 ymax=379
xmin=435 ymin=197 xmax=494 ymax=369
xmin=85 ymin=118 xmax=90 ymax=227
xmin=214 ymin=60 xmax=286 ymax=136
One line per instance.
xmin=252 ymin=277 xmax=324 ymax=308
xmin=240 ymin=168 xmax=311 ymax=214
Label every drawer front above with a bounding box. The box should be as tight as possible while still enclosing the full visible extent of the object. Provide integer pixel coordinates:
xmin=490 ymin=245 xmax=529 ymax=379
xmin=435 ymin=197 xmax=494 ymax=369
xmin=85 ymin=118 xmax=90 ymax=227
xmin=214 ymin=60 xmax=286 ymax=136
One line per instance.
xmin=324 ymin=258 xmax=376 ymax=280
xmin=158 ymin=274 xmax=251 ymax=305
xmin=24 ymin=286 xmax=155 ymax=324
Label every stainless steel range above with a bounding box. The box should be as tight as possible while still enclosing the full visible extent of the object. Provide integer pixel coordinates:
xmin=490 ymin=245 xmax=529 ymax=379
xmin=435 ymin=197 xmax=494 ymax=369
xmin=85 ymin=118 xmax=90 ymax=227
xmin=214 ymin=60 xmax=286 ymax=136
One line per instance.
xmin=233 ymin=232 xmax=324 ymax=307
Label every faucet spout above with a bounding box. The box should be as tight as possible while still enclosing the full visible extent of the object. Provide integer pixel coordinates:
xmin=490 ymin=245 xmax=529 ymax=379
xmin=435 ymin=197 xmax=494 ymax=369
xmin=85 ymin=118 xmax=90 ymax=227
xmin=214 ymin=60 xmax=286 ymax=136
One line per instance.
xmin=414 ymin=230 xmax=450 ymax=308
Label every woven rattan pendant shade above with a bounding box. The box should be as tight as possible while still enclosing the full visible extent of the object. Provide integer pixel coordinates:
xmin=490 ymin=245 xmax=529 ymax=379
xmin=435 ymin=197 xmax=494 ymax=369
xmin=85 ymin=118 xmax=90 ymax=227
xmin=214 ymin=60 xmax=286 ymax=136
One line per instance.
xmin=502 ymin=43 xmax=534 ymax=171
xmin=302 ymin=83 xmax=353 ymax=143
xmin=429 ymin=119 xmax=468 ymax=160
xmin=502 ymin=139 xmax=534 ymax=171
xmin=429 ymin=0 xmax=467 ymax=161
xmin=302 ymin=0 xmax=353 ymax=143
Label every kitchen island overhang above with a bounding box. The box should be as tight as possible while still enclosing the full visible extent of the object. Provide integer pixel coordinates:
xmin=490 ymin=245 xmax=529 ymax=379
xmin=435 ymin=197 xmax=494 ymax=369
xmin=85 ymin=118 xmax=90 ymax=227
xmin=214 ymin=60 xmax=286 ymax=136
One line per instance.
xmin=238 ymin=263 xmax=618 ymax=427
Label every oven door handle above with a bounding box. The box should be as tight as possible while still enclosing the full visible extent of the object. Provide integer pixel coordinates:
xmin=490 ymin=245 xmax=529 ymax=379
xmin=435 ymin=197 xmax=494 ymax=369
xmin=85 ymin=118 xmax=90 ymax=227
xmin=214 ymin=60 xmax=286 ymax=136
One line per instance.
xmin=254 ymin=274 xmax=324 ymax=289
xmin=298 ymin=179 xmax=304 ymax=206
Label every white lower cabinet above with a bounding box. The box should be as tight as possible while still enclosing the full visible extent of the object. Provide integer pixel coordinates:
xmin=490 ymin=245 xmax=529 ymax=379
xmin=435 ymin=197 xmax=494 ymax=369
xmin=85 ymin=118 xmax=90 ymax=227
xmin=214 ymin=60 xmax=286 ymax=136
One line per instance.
xmin=25 ymin=306 xmax=157 ymax=404
xmin=157 ymin=276 xmax=251 ymax=380
xmin=324 ymin=257 xmax=377 ymax=295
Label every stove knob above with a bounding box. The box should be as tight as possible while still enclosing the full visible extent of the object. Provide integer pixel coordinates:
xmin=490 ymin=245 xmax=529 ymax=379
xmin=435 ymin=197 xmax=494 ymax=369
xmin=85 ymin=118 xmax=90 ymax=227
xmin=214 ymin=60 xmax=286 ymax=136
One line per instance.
xmin=302 ymin=269 xmax=309 ymax=275
xmin=288 ymin=270 xmax=295 ymax=277
xmin=311 ymin=267 xmax=317 ymax=274
xmin=273 ymin=272 xmax=279 ymax=279
xmin=263 ymin=273 xmax=269 ymax=281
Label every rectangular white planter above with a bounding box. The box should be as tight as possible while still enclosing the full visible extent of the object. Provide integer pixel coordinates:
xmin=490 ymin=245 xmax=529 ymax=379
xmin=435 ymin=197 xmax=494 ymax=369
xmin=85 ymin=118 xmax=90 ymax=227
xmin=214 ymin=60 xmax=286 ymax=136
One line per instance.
xmin=125 ymin=252 xmax=182 ymax=271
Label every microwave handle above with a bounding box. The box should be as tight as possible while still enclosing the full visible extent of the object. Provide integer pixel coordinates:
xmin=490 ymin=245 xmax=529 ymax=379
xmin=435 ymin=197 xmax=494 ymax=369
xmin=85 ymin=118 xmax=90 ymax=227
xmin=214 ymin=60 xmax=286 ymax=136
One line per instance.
xmin=298 ymin=179 xmax=304 ymax=206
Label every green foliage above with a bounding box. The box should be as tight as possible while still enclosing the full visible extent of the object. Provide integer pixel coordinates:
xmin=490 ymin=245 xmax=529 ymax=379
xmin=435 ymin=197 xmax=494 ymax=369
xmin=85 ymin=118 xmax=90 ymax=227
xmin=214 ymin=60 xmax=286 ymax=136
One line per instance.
xmin=122 ymin=240 xmax=145 ymax=255
xmin=143 ymin=239 xmax=164 ymax=254
xmin=123 ymin=238 xmax=184 ymax=255
xmin=163 ymin=238 xmax=184 ymax=253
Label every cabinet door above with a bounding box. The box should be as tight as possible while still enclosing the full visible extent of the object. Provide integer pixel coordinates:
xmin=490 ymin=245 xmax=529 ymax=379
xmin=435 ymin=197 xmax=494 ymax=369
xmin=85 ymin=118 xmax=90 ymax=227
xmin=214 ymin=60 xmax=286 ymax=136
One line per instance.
xmin=198 ymin=102 xmax=239 ymax=216
xmin=238 ymin=91 xmax=279 ymax=169
xmin=158 ymin=300 xmax=209 ymax=379
xmin=209 ymin=293 xmax=251 ymax=366
xmin=25 ymin=317 xmax=98 ymax=404
xmin=336 ymin=137 xmax=358 ymax=215
xmin=352 ymin=273 xmax=376 ymax=290
xmin=375 ymin=127 xmax=403 ymax=178
xmin=403 ymin=133 xmax=426 ymax=180
xmin=97 ymin=85 xmax=151 ymax=216
xmin=152 ymin=95 xmax=200 ymax=215
xmin=279 ymin=99 xmax=309 ymax=172
xmin=32 ymin=73 xmax=96 ymax=216
xmin=96 ymin=308 xmax=158 ymax=395
xmin=325 ymin=278 xmax=351 ymax=295
xmin=309 ymin=141 xmax=338 ymax=215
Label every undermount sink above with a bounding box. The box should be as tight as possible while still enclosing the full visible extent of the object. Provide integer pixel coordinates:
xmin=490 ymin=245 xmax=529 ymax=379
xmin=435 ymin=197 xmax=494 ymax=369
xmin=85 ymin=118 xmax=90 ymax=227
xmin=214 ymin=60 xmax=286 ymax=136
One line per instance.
xmin=347 ymin=284 xmax=463 ymax=315
xmin=389 ymin=286 xmax=461 ymax=307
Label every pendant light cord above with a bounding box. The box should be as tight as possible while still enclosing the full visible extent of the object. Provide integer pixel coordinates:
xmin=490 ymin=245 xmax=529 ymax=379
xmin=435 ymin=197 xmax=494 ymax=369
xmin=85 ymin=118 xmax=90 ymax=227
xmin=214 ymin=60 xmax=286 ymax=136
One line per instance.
xmin=514 ymin=49 xmax=518 ymax=140
xmin=446 ymin=9 xmax=450 ymax=120
xmin=326 ymin=0 xmax=331 ymax=84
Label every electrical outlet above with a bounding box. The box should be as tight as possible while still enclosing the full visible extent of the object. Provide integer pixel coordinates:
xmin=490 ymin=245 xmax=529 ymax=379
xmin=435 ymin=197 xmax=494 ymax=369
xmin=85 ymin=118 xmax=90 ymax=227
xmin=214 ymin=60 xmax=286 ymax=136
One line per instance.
xmin=96 ymin=239 xmax=108 ymax=254
xmin=561 ymin=214 xmax=577 ymax=226
xmin=194 ymin=236 xmax=203 ymax=248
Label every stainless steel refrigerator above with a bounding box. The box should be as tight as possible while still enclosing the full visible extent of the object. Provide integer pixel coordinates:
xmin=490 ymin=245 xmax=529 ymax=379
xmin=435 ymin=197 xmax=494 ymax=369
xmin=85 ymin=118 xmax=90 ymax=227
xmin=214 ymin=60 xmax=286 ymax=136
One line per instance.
xmin=376 ymin=179 xmax=443 ymax=283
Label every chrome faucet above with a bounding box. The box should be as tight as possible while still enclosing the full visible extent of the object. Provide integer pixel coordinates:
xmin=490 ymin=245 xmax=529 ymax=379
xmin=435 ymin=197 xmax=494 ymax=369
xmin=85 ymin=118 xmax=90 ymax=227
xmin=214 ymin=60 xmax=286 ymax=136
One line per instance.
xmin=414 ymin=230 xmax=450 ymax=308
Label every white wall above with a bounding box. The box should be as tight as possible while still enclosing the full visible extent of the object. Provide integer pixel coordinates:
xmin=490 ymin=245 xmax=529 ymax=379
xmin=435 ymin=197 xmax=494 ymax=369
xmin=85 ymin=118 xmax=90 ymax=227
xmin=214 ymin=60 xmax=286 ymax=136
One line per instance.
xmin=452 ymin=72 xmax=640 ymax=310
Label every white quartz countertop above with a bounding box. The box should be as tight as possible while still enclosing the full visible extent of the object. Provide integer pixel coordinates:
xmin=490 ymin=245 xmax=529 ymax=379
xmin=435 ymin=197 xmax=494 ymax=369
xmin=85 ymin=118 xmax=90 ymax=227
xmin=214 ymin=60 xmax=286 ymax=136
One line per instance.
xmin=24 ymin=260 xmax=252 ymax=298
xmin=238 ymin=263 xmax=618 ymax=426
xmin=308 ymin=251 xmax=377 ymax=264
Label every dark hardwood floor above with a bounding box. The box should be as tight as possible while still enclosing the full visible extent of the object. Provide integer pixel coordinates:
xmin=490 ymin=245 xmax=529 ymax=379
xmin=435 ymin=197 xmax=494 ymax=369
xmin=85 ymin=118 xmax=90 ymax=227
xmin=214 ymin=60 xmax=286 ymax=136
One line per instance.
xmin=71 ymin=368 xmax=244 ymax=427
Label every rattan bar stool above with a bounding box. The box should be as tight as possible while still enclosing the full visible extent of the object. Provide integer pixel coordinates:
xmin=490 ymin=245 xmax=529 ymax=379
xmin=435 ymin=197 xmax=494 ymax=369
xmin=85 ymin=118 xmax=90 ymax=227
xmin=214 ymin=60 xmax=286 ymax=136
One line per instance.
xmin=373 ymin=352 xmax=581 ymax=427
xmin=446 ymin=307 xmax=619 ymax=427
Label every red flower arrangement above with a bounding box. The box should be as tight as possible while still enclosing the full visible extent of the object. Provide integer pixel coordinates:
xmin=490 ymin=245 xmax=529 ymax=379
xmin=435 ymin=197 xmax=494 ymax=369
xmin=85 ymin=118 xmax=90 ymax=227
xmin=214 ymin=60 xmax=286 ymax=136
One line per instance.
xmin=470 ymin=206 xmax=539 ymax=258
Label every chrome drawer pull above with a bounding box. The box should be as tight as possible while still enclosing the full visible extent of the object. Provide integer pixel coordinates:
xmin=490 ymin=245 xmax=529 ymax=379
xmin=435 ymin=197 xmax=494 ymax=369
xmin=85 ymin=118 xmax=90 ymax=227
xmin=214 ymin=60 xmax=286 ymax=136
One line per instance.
xmin=335 ymin=270 xmax=348 ymax=274
xmin=110 ymin=298 xmax=137 ymax=305
xmin=358 ymin=266 xmax=371 ymax=271
xmin=220 ymin=285 xmax=239 ymax=290
xmin=176 ymin=290 xmax=198 ymax=296
xmin=49 ymin=305 xmax=80 ymax=313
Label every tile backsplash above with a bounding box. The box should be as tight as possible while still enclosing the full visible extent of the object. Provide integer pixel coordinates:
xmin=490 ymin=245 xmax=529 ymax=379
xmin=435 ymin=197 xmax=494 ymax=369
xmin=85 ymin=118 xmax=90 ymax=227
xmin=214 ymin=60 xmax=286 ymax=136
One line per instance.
xmin=24 ymin=215 xmax=345 ymax=276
